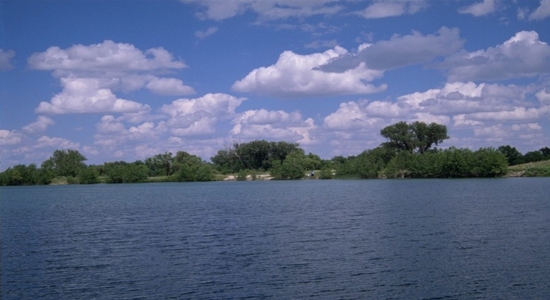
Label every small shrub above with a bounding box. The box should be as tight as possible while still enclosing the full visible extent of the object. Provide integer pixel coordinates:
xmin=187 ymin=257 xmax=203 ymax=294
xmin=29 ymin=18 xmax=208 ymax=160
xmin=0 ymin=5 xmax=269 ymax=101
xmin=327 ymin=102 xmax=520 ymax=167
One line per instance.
xmin=237 ymin=170 xmax=248 ymax=181
xmin=318 ymin=168 xmax=333 ymax=179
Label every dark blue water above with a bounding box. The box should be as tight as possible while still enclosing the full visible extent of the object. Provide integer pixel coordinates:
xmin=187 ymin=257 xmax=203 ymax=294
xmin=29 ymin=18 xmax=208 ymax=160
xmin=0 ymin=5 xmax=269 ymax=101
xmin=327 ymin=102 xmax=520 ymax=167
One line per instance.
xmin=2 ymin=179 xmax=549 ymax=299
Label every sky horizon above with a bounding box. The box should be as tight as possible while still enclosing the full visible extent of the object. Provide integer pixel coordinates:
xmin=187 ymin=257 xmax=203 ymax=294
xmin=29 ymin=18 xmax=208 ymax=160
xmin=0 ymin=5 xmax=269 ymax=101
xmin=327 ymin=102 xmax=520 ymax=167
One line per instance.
xmin=1 ymin=0 xmax=550 ymax=170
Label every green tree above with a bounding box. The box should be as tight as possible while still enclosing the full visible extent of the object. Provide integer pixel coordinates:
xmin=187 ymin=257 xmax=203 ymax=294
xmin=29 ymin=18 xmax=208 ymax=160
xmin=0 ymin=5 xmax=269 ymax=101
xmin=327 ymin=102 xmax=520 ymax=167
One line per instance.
xmin=318 ymin=167 xmax=333 ymax=179
xmin=437 ymin=147 xmax=476 ymax=178
xmin=472 ymin=148 xmax=508 ymax=177
xmin=383 ymin=151 xmax=412 ymax=178
xmin=380 ymin=121 xmax=448 ymax=153
xmin=1 ymin=164 xmax=42 ymax=185
xmin=281 ymin=151 xmax=306 ymax=179
xmin=104 ymin=161 xmax=148 ymax=183
xmin=211 ymin=140 xmax=302 ymax=173
xmin=354 ymin=148 xmax=388 ymax=179
xmin=42 ymin=149 xmax=87 ymax=177
xmin=407 ymin=152 xmax=440 ymax=178
xmin=236 ymin=170 xmax=249 ymax=181
xmin=523 ymin=150 xmax=545 ymax=163
xmin=170 ymin=152 xmax=214 ymax=182
xmin=7 ymin=168 xmax=24 ymax=185
xmin=78 ymin=166 xmax=100 ymax=184
xmin=145 ymin=152 xmax=173 ymax=176
xmin=497 ymin=145 xmax=524 ymax=165
xmin=302 ymin=153 xmax=322 ymax=171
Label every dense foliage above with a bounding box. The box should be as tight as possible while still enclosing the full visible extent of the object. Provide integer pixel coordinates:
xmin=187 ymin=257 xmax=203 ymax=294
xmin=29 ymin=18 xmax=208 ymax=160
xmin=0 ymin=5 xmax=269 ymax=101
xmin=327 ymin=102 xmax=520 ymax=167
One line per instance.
xmin=1 ymin=121 xmax=549 ymax=185
xmin=0 ymin=149 xmax=214 ymax=185
xmin=380 ymin=121 xmax=449 ymax=153
xmin=211 ymin=140 xmax=303 ymax=173
xmin=497 ymin=145 xmax=550 ymax=166
xmin=42 ymin=149 xmax=87 ymax=178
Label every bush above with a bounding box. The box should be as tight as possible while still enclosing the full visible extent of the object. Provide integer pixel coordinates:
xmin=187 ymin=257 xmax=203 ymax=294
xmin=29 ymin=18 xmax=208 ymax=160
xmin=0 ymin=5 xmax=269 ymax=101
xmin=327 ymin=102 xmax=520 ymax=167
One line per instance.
xmin=105 ymin=162 xmax=148 ymax=183
xmin=318 ymin=168 xmax=333 ymax=179
xmin=78 ymin=167 xmax=100 ymax=184
xmin=237 ymin=170 xmax=248 ymax=181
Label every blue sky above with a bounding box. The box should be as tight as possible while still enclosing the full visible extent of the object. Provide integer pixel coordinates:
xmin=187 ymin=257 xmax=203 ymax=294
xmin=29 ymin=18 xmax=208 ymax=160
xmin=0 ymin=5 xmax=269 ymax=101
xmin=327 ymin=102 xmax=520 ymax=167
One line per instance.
xmin=1 ymin=0 xmax=550 ymax=170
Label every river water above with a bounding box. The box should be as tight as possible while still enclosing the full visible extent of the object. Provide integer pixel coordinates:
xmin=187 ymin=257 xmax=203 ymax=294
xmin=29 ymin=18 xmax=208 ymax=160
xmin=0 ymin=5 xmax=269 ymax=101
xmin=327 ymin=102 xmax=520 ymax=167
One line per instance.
xmin=1 ymin=179 xmax=549 ymax=299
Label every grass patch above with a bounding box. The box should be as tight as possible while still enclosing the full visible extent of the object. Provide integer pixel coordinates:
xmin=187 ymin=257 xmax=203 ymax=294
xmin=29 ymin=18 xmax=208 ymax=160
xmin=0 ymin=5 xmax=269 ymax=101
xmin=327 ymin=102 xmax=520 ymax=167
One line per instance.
xmin=508 ymin=160 xmax=550 ymax=177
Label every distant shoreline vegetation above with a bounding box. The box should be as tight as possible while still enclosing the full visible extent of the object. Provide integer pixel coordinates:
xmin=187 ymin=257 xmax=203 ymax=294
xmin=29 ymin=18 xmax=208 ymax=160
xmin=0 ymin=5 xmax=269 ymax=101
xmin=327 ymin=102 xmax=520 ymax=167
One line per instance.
xmin=1 ymin=121 xmax=549 ymax=186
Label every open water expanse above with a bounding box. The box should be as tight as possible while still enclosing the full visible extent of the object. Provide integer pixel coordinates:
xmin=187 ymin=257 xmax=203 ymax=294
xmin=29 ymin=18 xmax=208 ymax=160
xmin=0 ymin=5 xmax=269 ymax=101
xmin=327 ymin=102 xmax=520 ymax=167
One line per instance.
xmin=1 ymin=178 xmax=549 ymax=299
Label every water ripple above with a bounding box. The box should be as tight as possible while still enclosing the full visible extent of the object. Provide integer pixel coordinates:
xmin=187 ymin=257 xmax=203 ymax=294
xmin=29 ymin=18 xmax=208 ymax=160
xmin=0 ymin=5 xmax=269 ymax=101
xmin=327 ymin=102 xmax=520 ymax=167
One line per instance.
xmin=2 ymin=179 xmax=550 ymax=299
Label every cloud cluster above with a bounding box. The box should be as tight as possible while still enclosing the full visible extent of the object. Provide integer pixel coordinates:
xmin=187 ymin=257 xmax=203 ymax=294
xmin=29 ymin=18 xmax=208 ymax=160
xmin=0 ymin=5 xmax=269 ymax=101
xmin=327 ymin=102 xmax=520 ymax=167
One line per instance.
xmin=160 ymin=93 xmax=246 ymax=136
xmin=23 ymin=116 xmax=55 ymax=133
xmin=181 ymin=0 xmax=550 ymax=21
xmin=357 ymin=0 xmax=427 ymax=19
xmin=29 ymin=41 xmax=194 ymax=115
xmin=321 ymin=27 xmax=464 ymax=72
xmin=458 ymin=0 xmax=498 ymax=17
xmin=320 ymin=80 xmax=549 ymax=152
xmin=35 ymin=136 xmax=80 ymax=149
xmin=195 ymin=26 xmax=219 ymax=39
xmin=231 ymin=109 xmax=317 ymax=144
xmin=182 ymin=0 xmax=431 ymax=21
xmin=35 ymin=78 xmax=150 ymax=114
xmin=3 ymin=8 xmax=550 ymax=170
xmin=529 ymin=0 xmax=550 ymax=20
xmin=441 ymin=31 xmax=550 ymax=81
xmin=28 ymin=40 xmax=186 ymax=73
xmin=0 ymin=130 xmax=23 ymax=146
xmin=181 ymin=0 xmax=343 ymax=20
xmin=232 ymin=47 xmax=386 ymax=97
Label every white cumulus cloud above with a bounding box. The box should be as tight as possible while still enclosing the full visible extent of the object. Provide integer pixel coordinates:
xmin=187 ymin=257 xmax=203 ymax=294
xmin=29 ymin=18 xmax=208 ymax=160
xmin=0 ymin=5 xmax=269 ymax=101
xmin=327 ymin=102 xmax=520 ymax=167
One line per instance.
xmin=35 ymin=136 xmax=79 ymax=149
xmin=161 ymin=93 xmax=246 ymax=136
xmin=29 ymin=41 xmax=193 ymax=115
xmin=458 ymin=0 xmax=498 ymax=17
xmin=536 ymin=89 xmax=550 ymax=104
xmin=181 ymin=0 xmax=343 ymax=20
xmin=28 ymin=40 xmax=186 ymax=74
xmin=35 ymin=78 xmax=150 ymax=115
xmin=232 ymin=47 xmax=386 ymax=98
xmin=441 ymin=31 xmax=550 ymax=81
xmin=146 ymin=77 xmax=196 ymax=96
xmin=0 ymin=129 xmax=24 ymax=146
xmin=23 ymin=116 xmax=55 ymax=133
xmin=529 ymin=0 xmax=550 ymax=20
xmin=195 ymin=26 xmax=218 ymax=39
xmin=357 ymin=0 xmax=427 ymax=19
xmin=231 ymin=109 xmax=317 ymax=145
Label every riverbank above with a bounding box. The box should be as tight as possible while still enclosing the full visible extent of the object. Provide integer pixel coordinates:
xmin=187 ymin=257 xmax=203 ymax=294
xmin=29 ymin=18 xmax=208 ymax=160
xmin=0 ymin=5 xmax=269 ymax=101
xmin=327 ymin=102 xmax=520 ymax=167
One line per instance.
xmin=506 ymin=160 xmax=550 ymax=177
xmin=15 ymin=161 xmax=550 ymax=186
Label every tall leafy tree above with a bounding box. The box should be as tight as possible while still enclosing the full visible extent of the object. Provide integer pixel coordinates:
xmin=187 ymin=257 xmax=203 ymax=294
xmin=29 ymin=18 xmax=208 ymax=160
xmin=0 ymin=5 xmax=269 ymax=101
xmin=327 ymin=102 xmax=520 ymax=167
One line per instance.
xmin=78 ymin=166 xmax=100 ymax=184
xmin=104 ymin=161 xmax=149 ymax=183
xmin=211 ymin=140 xmax=302 ymax=173
xmin=523 ymin=150 xmax=545 ymax=163
xmin=539 ymin=147 xmax=550 ymax=159
xmin=497 ymin=145 xmax=524 ymax=165
xmin=380 ymin=121 xmax=448 ymax=153
xmin=171 ymin=151 xmax=213 ymax=182
xmin=270 ymin=151 xmax=306 ymax=180
xmin=145 ymin=152 xmax=173 ymax=176
xmin=42 ymin=149 xmax=87 ymax=177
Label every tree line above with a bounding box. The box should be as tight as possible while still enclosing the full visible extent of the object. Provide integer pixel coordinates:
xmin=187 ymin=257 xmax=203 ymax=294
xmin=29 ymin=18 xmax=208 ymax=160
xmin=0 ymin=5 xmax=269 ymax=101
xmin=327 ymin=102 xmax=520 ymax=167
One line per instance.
xmin=0 ymin=149 xmax=215 ymax=186
xmin=1 ymin=121 xmax=549 ymax=185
